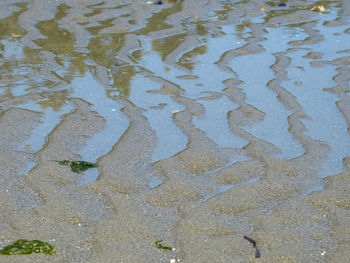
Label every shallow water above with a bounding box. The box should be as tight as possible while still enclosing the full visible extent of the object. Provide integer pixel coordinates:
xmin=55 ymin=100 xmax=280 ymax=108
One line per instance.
xmin=1 ymin=0 xmax=350 ymax=262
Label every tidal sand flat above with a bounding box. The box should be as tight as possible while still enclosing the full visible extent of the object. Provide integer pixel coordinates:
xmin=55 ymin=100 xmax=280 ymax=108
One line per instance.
xmin=0 ymin=0 xmax=350 ymax=262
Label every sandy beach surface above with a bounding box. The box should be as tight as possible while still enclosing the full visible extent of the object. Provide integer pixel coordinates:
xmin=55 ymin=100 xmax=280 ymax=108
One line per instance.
xmin=0 ymin=0 xmax=350 ymax=262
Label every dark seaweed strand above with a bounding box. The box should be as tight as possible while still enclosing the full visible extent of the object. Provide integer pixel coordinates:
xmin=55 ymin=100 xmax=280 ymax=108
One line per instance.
xmin=255 ymin=247 xmax=261 ymax=258
xmin=243 ymin=236 xmax=256 ymax=247
xmin=243 ymin=236 xmax=260 ymax=258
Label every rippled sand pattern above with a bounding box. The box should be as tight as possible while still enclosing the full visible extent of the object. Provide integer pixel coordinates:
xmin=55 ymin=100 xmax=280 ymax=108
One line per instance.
xmin=1 ymin=0 xmax=350 ymax=262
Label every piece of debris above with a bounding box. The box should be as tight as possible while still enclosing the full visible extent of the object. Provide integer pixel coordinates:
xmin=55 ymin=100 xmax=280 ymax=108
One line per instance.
xmin=0 ymin=239 xmax=55 ymax=255
xmin=57 ymin=160 xmax=98 ymax=173
xmin=154 ymin=0 xmax=162 ymax=5
xmin=243 ymin=236 xmax=260 ymax=258
xmin=311 ymin=6 xmax=326 ymax=13
xmin=155 ymin=240 xmax=172 ymax=251
xmin=11 ymin=33 xmax=22 ymax=38
xmin=277 ymin=3 xmax=287 ymax=7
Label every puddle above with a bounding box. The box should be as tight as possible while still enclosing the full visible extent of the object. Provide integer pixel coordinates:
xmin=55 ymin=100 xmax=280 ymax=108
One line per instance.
xmin=136 ymin=176 xmax=164 ymax=194
xmin=67 ymin=167 xmax=99 ymax=188
xmin=196 ymin=176 xmax=261 ymax=205
xmin=16 ymin=103 xmax=72 ymax=153
xmin=71 ymin=73 xmax=128 ymax=162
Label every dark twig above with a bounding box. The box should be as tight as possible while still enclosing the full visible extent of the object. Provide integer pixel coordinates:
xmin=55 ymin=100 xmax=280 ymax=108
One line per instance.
xmin=243 ymin=236 xmax=261 ymax=258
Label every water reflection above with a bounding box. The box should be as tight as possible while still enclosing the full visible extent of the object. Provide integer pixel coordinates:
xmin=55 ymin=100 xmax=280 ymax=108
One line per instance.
xmin=0 ymin=0 xmax=349 ymax=177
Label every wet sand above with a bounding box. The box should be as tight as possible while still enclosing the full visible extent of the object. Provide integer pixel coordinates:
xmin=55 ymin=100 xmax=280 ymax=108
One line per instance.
xmin=1 ymin=0 xmax=350 ymax=262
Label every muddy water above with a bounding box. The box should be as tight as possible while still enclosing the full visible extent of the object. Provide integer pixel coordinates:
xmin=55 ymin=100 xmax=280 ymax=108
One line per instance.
xmin=0 ymin=0 xmax=350 ymax=262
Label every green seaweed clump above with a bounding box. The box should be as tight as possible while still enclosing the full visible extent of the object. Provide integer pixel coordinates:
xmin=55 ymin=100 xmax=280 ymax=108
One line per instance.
xmin=155 ymin=240 xmax=172 ymax=251
xmin=0 ymin=239 xmax=55 ymax=255
xmin=58 ymin=160 xmax=98 ymax=173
